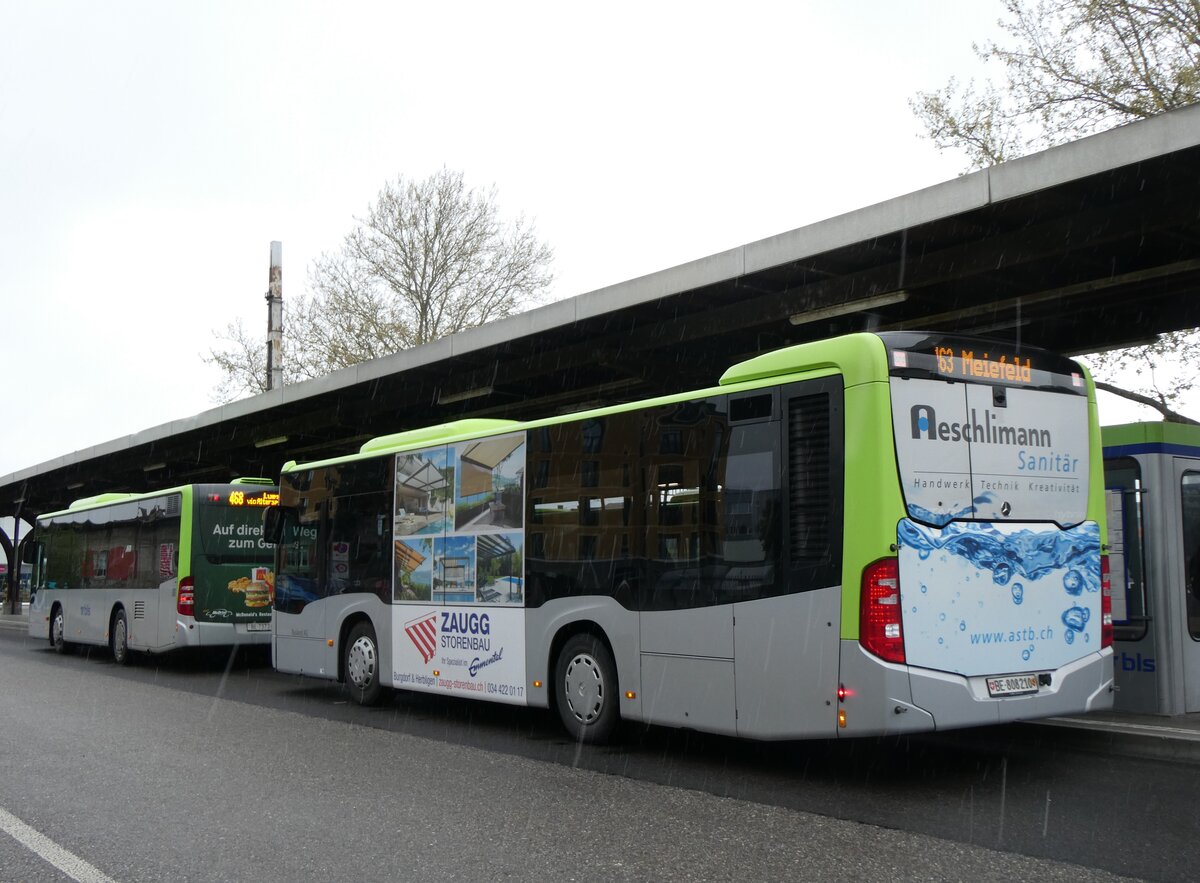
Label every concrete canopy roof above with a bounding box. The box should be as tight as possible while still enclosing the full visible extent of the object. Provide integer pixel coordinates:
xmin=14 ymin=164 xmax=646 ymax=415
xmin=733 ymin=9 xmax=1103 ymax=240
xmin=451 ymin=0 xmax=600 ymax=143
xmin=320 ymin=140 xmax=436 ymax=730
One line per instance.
xmin=4 ymin=103 xmax=1200 ymax=520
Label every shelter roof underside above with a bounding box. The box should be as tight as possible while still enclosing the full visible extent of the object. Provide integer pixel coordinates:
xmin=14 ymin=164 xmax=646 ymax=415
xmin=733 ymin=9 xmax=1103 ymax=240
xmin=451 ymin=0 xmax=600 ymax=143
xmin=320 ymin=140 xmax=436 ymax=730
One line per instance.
xmin=4 ymin=108 xmax=1200 ymax=519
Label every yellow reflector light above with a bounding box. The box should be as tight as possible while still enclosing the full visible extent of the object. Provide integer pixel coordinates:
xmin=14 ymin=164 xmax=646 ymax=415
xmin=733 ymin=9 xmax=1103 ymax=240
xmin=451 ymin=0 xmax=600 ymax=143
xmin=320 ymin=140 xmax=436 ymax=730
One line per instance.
xmin=533 ymin=680 xmax=543 ymax=688
xmin=327 ymin=639 xmax=334 ymax=647
xmin=433 ymin=670 xmax=440 ymax=677
xmin=838 ymin=708 xmax=847 ymax=728
xmin=625 ymin=691 xmax=636 ymax=700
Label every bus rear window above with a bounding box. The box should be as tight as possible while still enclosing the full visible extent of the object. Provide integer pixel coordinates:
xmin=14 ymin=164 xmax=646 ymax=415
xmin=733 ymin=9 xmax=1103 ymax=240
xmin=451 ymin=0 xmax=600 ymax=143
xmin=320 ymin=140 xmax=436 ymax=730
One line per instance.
xmin=890 ymin=376 xmax=1090 ymax=526
xmin=197 ymin=503 xmax=273 ymax=563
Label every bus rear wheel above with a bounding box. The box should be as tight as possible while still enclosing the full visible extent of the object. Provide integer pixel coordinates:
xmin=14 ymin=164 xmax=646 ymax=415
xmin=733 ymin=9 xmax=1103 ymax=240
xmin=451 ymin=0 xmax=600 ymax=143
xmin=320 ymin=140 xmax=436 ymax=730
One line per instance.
xmin=110 ymin=609 xmax=131 ymax=665
xmin=50 ymin=606 xmax=70 ymax=654
xmin=344 ymin=621 xmax=381 ymax=706
xmin=554 ymin=633 xmax=619 ymax=744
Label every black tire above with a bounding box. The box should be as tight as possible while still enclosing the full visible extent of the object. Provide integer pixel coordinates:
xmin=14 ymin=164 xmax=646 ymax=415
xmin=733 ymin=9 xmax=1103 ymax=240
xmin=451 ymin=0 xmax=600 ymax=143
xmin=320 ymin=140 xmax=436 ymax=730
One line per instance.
xmin=50 ymin=605 xmax=70 ymax=654
xmin=110 ymin=608 xmax=132 ymax=665
xmin=554 ymin=633 xmax=619 ymax=743
xmin=344 ymin=621 xmax=382 ymax=706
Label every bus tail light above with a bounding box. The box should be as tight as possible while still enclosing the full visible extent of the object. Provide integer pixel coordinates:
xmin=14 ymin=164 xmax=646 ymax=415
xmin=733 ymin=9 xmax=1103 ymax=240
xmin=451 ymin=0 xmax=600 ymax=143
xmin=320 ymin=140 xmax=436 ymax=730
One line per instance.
xmin=177 ymin=577 xmax=195 ymax=617
xmin=861 ymin=558 xmax=905 ymax=664
xmin=1100 ymin=555 xmax=1113 ymax=649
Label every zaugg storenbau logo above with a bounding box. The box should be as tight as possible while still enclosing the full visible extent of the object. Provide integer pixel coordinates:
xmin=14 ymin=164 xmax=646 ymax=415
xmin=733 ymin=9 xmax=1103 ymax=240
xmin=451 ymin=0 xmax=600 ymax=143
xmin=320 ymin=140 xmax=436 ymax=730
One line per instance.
xmin=910 ymin=404 xmax=1052 ymax=447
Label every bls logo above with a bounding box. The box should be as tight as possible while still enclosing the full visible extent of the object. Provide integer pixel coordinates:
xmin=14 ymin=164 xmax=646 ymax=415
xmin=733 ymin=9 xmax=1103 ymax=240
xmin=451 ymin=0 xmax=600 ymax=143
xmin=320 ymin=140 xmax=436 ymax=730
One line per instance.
xmin=405 ymin=612 xmax=438 ymax=664
xmin=1117 ymin=651 xmax=1155 ymax=673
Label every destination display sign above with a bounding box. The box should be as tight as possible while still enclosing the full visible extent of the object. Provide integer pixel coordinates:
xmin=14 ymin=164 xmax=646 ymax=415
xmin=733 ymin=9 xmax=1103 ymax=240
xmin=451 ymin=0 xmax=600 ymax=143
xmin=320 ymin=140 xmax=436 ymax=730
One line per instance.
xmin=878 ymin=331 xmax=1088 ymax=394
xmin=227 ymin=490 xmax=280 ymax=507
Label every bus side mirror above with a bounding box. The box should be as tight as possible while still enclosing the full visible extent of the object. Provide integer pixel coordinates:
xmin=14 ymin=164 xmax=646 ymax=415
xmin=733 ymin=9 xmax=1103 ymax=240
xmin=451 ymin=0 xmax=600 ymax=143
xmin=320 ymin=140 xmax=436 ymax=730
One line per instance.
xmin=262 ymin=506 xmax=289 ymax=545
xmin=20 ymin=540 xmax=40 ymax=565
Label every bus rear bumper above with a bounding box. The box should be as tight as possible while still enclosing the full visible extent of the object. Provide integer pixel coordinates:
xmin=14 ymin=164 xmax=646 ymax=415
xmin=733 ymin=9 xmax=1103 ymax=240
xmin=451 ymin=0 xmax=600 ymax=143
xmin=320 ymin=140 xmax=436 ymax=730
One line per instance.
xmin=909 ymin=647 xmax=1114 ymax=732
xmin=173 ymin=618 xmax=272 ymax=648
xmin=837 ymin=641 xmax=1113 ymax=736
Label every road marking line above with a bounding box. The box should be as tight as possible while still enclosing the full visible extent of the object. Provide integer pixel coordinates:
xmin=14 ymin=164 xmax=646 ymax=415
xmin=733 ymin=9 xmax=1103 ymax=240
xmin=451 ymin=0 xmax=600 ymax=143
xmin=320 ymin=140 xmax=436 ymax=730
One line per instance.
xmin=0 ymin=806 xmax=117 ymax=883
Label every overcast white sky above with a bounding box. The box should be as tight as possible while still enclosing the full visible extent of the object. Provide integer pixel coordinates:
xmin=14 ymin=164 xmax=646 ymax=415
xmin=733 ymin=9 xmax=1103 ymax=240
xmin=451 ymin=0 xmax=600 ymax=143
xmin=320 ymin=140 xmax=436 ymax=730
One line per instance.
xmin=0 ymin=0 xmax=1174 ymax=480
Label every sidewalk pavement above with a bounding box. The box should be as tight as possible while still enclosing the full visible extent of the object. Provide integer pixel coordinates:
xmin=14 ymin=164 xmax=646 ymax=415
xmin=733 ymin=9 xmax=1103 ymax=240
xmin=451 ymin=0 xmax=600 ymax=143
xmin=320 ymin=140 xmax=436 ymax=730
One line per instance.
xmin=4 ymin=602 xmax=1200 ymax=763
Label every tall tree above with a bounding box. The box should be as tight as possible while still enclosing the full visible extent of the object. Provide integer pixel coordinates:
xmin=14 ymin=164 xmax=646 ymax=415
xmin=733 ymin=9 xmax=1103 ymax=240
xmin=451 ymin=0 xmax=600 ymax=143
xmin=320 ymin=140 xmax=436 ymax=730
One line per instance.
xmin=911 ymin=0 xmax=1200 ymax=421
xmin=911 ymin=0 xmax=1200 ymax=171
xmin=207 ymin=169 xmax=553 ymax=401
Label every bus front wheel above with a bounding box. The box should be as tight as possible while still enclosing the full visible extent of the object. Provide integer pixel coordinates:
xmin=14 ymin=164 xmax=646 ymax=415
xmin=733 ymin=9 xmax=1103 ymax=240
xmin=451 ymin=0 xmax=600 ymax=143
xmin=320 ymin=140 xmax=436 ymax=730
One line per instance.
xmin=554 ymin=633 xmax=619 ymax=744
xmin=110 ymin=609 xmax=131 ymax=666
xmin=344 ymin=621 xmax=381 ymax=706
xmin=50 ymin=606 xmax=70 ymax=654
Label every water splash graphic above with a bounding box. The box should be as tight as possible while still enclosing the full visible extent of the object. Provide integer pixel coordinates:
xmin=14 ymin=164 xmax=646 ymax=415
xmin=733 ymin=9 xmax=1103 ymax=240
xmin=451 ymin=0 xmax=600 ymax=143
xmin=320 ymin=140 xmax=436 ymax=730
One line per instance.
xmin=897 ymin=520 xmax=1101 ymax=591
xmin=898 ymin=519 xmax=1102 ymax=675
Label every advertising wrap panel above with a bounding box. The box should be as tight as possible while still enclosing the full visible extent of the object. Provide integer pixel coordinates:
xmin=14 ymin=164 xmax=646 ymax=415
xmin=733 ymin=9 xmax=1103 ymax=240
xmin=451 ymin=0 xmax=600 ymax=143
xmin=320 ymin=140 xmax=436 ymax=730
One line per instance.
xmin=898 ymin=519 xmax=1102 ymax=676
xmin=390 ymin=431 xmax=528 ymax=703
xmin=891 ymin=378 xmax=1090 ymax=526
xmin=193 ymin=502 xmax=276 ymax=625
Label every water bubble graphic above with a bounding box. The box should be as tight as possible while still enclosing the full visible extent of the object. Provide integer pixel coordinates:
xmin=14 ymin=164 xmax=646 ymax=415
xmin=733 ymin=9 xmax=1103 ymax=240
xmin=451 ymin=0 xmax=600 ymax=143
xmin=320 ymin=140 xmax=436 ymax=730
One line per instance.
xmin=1011 ymin=582 xmax=1025 ymax=605
xmin=938 ymin=637 xmax=944 ymax=645
xmin=1022 ymin=649 xmax=1032 ymax=661
xmin=920 ymin=584 xmax=928 ymax=594
xmin=912 ymin=606 xmax=918 ymax=613
xmin=1062 ymin=605 xmax=1090 ymax=632
xmin=939 ymin=612 xmax=946 ymax=622
xmin=1065 ymin=630 xmax=1075 ymax=645
xmin=959 ymin=620 xmax=966 ymax=631
xmin=1063 ymin=570 xmax=1084 ymax=596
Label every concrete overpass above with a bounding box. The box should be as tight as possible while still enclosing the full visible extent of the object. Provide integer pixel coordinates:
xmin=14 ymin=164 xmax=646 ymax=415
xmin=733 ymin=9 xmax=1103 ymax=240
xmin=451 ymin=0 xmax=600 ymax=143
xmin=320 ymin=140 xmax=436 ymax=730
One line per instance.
xmin=4 ymin=103 xmax=1200 ymax=532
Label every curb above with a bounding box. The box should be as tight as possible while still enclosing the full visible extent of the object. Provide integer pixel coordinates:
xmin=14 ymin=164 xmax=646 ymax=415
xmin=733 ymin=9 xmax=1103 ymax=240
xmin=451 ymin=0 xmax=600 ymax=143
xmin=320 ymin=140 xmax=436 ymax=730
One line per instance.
xmin=1030 ymin=716 xmax=1200 ymax=766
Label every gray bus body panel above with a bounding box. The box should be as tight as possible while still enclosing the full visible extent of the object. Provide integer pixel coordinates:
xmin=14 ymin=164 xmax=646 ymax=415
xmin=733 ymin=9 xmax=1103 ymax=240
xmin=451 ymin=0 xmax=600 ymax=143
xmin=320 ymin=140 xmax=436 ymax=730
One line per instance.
xmin=524 ymin=597 xmax=639 ymax=712
xmin=274 ymin=594 xmax=392 ymax=684
xmin=734 ymin=587 xmax=842 ymax=740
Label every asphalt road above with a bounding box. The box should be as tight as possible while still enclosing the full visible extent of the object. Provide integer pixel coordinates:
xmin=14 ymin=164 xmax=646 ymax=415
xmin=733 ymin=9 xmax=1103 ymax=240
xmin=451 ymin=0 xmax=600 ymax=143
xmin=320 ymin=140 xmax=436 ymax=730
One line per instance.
xmin=0 ymin=626 xmax=1184 ymax=882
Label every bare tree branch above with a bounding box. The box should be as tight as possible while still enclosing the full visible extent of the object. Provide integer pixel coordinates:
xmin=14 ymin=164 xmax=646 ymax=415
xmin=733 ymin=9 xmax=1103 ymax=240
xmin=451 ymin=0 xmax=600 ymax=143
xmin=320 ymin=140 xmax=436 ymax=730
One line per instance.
xmin=206 ymin=169 xmax=554 ymax=402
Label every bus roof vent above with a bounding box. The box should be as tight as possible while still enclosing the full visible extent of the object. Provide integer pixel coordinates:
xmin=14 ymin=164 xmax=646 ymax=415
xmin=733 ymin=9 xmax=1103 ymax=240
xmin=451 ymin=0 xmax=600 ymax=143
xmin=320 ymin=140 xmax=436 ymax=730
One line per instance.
xmin=361 ymin=419 xmax=521 ymax=455
xmin=68 ymin=492 xmax=139 ymax=510
xmin=232 ymin=477 xmax=274 ymax=485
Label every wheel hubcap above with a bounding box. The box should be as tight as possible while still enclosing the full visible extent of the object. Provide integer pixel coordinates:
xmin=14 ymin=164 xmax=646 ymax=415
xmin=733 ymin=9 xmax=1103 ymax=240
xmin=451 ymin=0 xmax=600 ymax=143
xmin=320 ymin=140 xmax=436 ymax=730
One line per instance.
xmin=114 ymin=619 xmax=126 ymax=656
xmin=52 ymin=614 xmax=63 ymax=645
xmin=347 ymin=636 xmax=377 ymax=688
xmin=564 ymin=653 xmax=604 ymax=724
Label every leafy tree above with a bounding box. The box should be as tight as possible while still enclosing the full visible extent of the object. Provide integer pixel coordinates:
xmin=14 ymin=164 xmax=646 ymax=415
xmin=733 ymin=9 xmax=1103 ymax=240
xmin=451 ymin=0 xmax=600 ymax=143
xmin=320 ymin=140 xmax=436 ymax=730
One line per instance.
xmin=1081 ymin=330 xmax=1200 ymax=423
xmin=207 ymin=169 xmax=553 ymax=402
xmin=911 ymin=0 xmax=1200 ymax=421
xmin=911 ymin=0 xmax=1200 ymax=171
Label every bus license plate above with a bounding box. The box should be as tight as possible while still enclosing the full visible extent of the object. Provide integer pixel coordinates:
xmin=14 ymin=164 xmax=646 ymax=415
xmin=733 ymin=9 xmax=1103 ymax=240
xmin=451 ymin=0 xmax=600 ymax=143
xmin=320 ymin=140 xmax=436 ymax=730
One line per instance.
xmin=986 ymin=674 xmax=1039 ymax=697
xmin=246 ymin=622 xmax=271 ymax=632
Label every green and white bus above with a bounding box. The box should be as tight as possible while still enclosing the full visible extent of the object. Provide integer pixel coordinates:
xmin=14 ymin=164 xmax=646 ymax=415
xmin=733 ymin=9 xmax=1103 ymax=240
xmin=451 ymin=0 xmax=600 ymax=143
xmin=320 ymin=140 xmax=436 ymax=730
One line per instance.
xmin=266 ymin=332 xmax=1113 ymax=741
xmin=27 ymin=481 xmax=279 ymax=661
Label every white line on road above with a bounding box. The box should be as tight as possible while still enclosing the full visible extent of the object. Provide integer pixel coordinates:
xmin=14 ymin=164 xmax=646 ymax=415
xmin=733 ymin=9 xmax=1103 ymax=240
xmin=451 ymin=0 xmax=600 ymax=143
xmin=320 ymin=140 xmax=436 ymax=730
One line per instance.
xmin=0 ymin=805 xmax=117 ymax=883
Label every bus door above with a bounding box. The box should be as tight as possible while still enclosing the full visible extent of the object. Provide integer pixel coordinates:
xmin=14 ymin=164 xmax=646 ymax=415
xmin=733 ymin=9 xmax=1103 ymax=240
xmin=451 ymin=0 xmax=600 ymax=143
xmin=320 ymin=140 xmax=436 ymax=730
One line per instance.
xmin=273 ymin=513 xmax=333 ymax=677
xmin=1104 ymin=457 xmax=1156 ymax=713
xmin=1174 ymin=461 xmax=1200 ymax=712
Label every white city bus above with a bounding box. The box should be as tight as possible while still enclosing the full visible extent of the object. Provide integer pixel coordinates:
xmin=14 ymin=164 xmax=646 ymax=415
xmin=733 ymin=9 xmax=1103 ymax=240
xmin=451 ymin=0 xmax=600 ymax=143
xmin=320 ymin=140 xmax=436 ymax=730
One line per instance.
xmin=267 ymin=332 xmax=1113 ymax=741
xmin=27 ymin=481 xmax=279 ymax=661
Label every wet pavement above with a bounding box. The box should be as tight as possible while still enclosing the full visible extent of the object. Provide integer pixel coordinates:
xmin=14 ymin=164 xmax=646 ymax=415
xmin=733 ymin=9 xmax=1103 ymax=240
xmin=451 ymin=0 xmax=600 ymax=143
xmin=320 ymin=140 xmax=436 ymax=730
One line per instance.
xmin=5 ymin=603 xmax=1200 ymax=766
